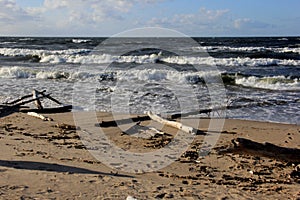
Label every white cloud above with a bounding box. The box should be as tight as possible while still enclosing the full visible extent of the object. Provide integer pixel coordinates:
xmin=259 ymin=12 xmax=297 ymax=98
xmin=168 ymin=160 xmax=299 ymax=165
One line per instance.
xmin=0 ymin=0 xmax=36 ymax=23
xmin=28 ymin=0 xmax=162 ymax=24
xmin=147 ymin=7 xmax=230 ymax=35
xmin=43 ymin=0 xmax=68 ymax=9
xmin=234 ymin=18 xmax=251 ymax=29
xmin=234 ymin=18 xmax=270 ymax=29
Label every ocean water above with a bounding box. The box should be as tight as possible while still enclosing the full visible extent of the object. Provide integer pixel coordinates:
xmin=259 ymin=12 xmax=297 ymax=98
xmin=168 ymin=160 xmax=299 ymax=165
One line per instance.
xmin=0 ymin=37 xmax=299 ymax=125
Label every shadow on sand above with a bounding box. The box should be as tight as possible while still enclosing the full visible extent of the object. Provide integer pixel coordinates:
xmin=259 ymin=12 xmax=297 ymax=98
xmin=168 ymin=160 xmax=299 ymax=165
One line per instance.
xmin=0 ymin=160 xmax=133 ymax=178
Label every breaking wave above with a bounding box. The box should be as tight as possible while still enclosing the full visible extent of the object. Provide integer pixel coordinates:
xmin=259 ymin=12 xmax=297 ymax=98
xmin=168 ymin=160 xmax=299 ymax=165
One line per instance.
xmin=191 ymin=46 xmax=300 ymax=54
xmin=1 ymin=46 xmax=300 ymax=66
xmin=72 ymin=39 xmax=91 ymax=44
xmin=235 ymin=75 xmax=300 ymax=91
xmin=1 ymin=66 xmax=299 ymax=91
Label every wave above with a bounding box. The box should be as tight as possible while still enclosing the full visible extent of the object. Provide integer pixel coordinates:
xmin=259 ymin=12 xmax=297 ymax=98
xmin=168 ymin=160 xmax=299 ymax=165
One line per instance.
xmin=0 ymin=41 xmax=17 ymax=45
xmin=2 ymin=66 xmax=299 ymax=91
xmin=278 ymin=38 xmax=289 ymax=41
xmin=0 ymin=47 xmax=91 ymax=58
xmin=235 ymin=75 xmax=300 ymax=91
xmin=18 ymin=38 xmax=35 ymax=41
xmin=191 ymin=46 xmax=300 ymax=54
xmin=40 ymin=53 xmax=300 ymax=67
xmin=0 ymin=66 xmax=220 ymax=83
xmin=161 ymin=56 xmax=300 ymax=67
xmin=72 ymin=39 xmax=91 ymax=44
xmin=0 ymin=66 xmax=31 ymax=78
xmin=1 ymin=47 xmax=300 ymax=66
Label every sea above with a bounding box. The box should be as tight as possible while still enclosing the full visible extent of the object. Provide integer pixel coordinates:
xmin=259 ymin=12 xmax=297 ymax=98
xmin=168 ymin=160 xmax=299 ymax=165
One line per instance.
xmin=0 ymin=37 xmax=299 ymax=125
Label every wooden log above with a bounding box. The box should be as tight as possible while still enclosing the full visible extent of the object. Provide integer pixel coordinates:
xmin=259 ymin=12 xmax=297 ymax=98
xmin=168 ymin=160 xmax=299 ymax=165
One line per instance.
xmin=32 ymin=90 xmax=43 ymax=110
xmin=146 ymin=111 xmax=199 ymax=135
xmin=4 ymin=89 xmax=61 ymax=106
xmin=98 ymin=115 xmax=151 ymax=127
xmin=231 ymin=138 xmax=300 ymax=162
xmin=20 ymin=105 xmax=72 ymax=114
xmin=168 ymin=99 xmax=300 ymax=119
xmin=4 ymin=94 xmax=33 ymax=105
xmin=1 ymin=90 xmax=68 ymax=117
xmin=4 ymin=93 xmax=59 ymax=115
xmin=13 ymin=95 xmax=49 ymax=107
xmin=27 ymin=112 xmax=53 ymax=121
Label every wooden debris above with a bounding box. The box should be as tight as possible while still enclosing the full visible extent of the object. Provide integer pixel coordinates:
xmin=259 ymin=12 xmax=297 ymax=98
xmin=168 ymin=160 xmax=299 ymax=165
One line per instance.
xmin=146 ymin=111 xmax=198 ymax=135
xmin=1 ymin=90 xmax=72 ymax=117
xmin=20 ymin=105 xmax=72 ymax=114
xmin=167 ymin=99 xmax=300 ymax=119
xmin=98 ymin=115 xmax=150 ymax=127
xmin=27 ymin=112 xmax=53 ymax=121
xmin=32 ymin=90 xmax=43 ymax=109
xmin=230 ymin=138 xmax=300 ymax=162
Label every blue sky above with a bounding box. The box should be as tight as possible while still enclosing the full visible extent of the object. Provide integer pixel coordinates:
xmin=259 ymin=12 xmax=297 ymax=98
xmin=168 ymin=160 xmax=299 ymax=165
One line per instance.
xmin=0 ymin=0 xmax=299 ymax=36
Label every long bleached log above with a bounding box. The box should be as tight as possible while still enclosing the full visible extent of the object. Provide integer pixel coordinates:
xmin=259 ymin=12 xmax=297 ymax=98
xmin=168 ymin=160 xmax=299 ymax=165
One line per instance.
xmin=146 ymin=111 xmax=198 ymax=135
xmin=27 ymin=112 xmax=53 ymax=121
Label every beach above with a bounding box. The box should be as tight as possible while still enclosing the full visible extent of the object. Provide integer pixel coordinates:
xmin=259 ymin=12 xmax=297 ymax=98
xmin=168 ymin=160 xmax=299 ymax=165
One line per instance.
xmin=0 ymin=112 xmax=299 ymax=199
xmin=0 ymin=1 xmax=299 ymax=199
xmin=0 ymin=36 xmax=299 ymax=199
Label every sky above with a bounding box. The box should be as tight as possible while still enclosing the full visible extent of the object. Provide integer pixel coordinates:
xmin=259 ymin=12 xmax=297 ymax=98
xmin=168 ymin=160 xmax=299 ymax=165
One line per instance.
xmin=0 ymin=0 xmax=299 ymax=37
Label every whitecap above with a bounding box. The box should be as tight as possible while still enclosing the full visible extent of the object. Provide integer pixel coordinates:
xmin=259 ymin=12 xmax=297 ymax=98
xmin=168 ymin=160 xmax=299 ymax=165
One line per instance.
xmin=235 ymin=76 xmax=300 ymax=91
xmin=0 ymin=66 xmax=32 ymax=78
xmin=72 ymin=39 xmax=91 ymax=43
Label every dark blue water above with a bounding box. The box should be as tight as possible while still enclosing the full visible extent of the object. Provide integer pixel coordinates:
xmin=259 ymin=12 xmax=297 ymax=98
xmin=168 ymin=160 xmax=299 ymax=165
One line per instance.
xmin=0 ymin=37 xmax=299 ymax=124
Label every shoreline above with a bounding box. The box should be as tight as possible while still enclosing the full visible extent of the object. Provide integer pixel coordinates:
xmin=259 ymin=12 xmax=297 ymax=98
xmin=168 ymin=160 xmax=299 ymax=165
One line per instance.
xmin=0 ymin=112 xmax=299 ymax=199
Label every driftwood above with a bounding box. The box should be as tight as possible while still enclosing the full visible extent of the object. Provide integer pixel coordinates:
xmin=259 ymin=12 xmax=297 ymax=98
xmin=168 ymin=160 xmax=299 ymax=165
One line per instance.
xmin=27 ymin=112 xmax=53 ymax=121
xmin=32 ymin=90 xmax=43 ymax=109
xmin=1 ymin=95 xmax=46 ymax=117
xmin=20 ymin=105 xmax=72 ymax=114
xmin=146 ymin=111 xmax=199 ymax=135
xmin=38 ymin=90 xmax=62 ymax=105
xmin=168 ymin=99 xmax=300 ymax=119
xmin=98 ymin=115 xmax=150 ymax=127
xmin=98 ymin=113 xmax=204 ymax=135
xmin=1 ymin=90 xmax=71 ymax=117
xmin=4 ymin=94 xmax=33 ymax=105
xmin=229 ymin=138 xmax=300 ymax=162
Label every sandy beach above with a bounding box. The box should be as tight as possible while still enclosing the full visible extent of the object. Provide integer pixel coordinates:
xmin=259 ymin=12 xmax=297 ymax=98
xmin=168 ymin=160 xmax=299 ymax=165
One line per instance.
xmin=0 ymin=112 xmax=299 ymax=199
xmin=0 ymin=0 xmax=299 ymax=199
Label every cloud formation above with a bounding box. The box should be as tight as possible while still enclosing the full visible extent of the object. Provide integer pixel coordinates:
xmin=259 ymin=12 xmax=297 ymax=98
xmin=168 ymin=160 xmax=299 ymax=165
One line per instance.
xmin=234 ymin=18 xmax=270 ymax=29
xmin=27 ymin=0 xmax=161 ymax=24
xmin=147 ymin=7 xmax=231 ymax=35
xmin=0 ymin=0 xmax=297 ymax=36
xmin=0 ymin=0 xmax=36 ymax=23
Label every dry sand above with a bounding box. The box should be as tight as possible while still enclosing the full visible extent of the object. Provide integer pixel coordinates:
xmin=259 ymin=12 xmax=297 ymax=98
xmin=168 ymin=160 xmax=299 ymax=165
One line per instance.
xmin=0 ymin=112 xmax=299 ymax=199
